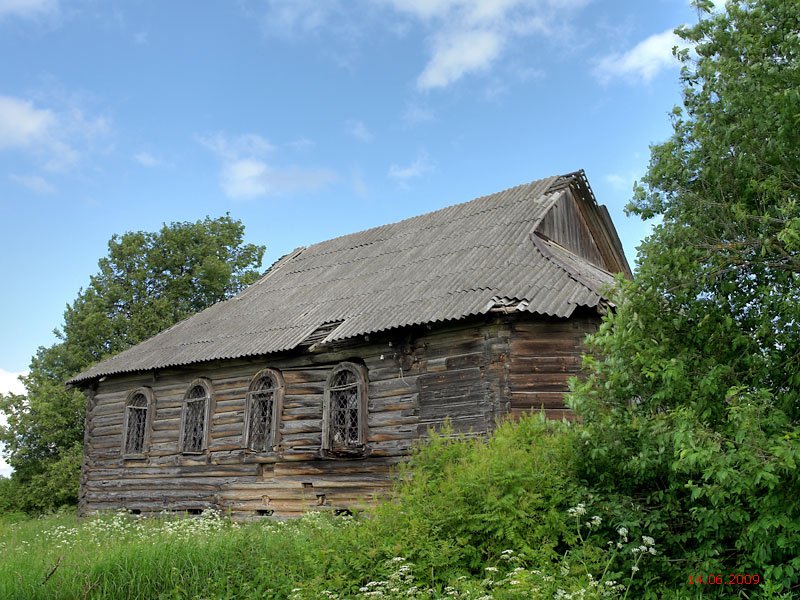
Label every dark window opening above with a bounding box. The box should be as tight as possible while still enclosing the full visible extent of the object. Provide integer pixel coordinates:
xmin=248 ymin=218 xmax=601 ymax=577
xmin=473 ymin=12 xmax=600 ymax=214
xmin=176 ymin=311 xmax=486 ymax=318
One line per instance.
xmin=182 ymin=384 xmax=208 ymax=454
xmin=125 ymin=392 xmax=148 ymax=455
xmin=329 ymin=369 xmax=360 ymax=449
xmin=247 ymin=375 xmax=276 ymax=452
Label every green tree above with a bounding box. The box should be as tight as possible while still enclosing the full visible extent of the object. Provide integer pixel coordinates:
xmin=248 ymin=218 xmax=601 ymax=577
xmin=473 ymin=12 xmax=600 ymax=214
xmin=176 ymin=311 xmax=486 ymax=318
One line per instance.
xmin=0 ymin=215 xmax=265 ymax=513
xmin=571 ymin=0 xmax=800 ymax=593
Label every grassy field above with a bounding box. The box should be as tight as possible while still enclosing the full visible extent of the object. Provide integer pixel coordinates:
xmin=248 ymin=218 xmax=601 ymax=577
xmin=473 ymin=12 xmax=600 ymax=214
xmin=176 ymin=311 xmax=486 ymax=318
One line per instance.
xmin=0 ymin=509 xmax=646 ymax=600
xmin=0 ymin=418 xmax=654 ymax=600
xmin=1 ymin=416 xmax=788 ymax=599
xmin=0 ymin=509 xmax=346 ymax=599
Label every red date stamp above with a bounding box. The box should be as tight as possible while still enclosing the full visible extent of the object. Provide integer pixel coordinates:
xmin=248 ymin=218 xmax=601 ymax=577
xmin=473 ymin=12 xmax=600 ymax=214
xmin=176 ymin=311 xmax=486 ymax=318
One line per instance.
xmin=689 ymin=574 xmax=761 ymax=585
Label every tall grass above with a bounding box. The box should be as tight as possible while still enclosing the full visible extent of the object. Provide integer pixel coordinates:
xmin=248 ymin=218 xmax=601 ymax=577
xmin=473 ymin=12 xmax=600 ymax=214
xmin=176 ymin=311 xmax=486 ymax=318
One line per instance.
xmin=0 ymin=415 xmax=739 ymax=599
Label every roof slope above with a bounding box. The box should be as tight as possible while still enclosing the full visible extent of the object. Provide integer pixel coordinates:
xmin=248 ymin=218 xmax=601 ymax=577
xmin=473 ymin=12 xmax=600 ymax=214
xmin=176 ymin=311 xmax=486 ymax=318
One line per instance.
xmin=70 ymin=171 xmax=626 ymax=385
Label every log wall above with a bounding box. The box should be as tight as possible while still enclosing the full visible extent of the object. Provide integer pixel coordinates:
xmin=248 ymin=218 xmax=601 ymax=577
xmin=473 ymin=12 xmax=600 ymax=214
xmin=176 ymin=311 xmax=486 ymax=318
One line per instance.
xmin=80 ymin=314 xmax=598 ymax=518
xmin=506 ymin=317 xmax=598 ymax=421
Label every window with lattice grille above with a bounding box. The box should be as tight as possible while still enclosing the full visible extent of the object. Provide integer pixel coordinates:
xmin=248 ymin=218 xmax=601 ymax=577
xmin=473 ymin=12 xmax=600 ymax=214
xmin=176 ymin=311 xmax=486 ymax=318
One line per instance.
xmin=181 ymin=383 xmax=210 ymax=454
xmin=124 ymin=391 xmax=149 ymax=455
xmin=323 ymin=363 xmax=367 ymax=454
xmin=246 ymin=370 xmax=282 ymax=452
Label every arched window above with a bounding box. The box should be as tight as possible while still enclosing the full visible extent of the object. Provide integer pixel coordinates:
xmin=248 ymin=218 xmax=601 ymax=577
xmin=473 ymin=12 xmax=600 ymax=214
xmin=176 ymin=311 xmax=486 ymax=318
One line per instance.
xmin=245 ymin=369 xmax=283 ymax=452
xmin=181 ymin=379 xmax=212 ymax=454
xmin=323 ymin=362 xmax=368 ymax=454
xmin=123 ymin=387 xmax=153 ymax=456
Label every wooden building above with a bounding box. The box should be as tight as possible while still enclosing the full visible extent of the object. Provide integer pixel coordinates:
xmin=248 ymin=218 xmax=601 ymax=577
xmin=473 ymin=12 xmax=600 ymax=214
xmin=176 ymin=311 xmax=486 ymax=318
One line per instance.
xmin=68 ymin=171 xmax=631 ymax=518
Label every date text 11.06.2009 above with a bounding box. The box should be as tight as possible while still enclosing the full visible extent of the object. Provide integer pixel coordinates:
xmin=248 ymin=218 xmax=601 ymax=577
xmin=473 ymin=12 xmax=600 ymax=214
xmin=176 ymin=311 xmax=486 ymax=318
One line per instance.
xmin=689 ymin=574 xmax=761 ymax=586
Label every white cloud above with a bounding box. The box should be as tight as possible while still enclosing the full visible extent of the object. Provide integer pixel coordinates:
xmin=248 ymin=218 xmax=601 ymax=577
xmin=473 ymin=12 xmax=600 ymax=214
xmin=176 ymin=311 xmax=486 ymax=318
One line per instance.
xmin=222 ymin=159 xmax=269 ymax=198
xmin=345 ymin=119 xmax=374 ymax=143
xmin=201 ymin=132 xmax=337 ymax=199
xmin=418 ymin=28 xmax=503 ymax=89
xmin=0 ymin=94 xmax=110 ymax=172
xmin=0 ymin=95 xmax=55 ymax=150
xmin=594 ymin=29 xmax=686 ymax=84
xmin=221 ymin=159 xmax=337 ymax=199
xmin=248 ymin=1 xmax=587 ymax=90
xmin=388 ymin=151 xmax=433 ymax=180
xmin=9 ymin=173 xmax=55 ymax=194
xmin=0 ymin=0 xmax=57 ymax=20
xmin=387 ymin=0 xmax=590 ymax=90
xmin=133 ymin=152 xmax=162 ymax=168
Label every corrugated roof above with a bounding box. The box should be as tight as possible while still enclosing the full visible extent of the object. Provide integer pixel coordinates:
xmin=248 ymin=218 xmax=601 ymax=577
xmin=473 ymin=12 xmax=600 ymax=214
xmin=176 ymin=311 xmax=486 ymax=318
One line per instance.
xmin=69 ymin=172 xmax=623 ymax=385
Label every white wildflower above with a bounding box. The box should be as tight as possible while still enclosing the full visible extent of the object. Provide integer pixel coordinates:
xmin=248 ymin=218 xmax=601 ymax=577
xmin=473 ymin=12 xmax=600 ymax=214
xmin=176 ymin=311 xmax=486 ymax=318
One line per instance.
xmin=484 ymin=566 xmax=499 ymax=572
xmin=631 ymin=565 xmax=640 ymax=573
xmin=567 ymin=503 xmax=587 ymax=517
xmin=591 ymin=515 xmax=602 ymax=526
xmin=642 ymin=535 xmax=655 ymax=547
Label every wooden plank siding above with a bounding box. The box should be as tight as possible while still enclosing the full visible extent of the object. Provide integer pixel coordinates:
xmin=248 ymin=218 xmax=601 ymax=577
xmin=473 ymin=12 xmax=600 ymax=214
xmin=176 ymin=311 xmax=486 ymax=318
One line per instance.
xmin=537 ymin=190 xmax=607 ymax=270
xmin=79 ymin=314 xmax=598 ymax=518
xmin=505 ymin=317 xmax=598 ymax=421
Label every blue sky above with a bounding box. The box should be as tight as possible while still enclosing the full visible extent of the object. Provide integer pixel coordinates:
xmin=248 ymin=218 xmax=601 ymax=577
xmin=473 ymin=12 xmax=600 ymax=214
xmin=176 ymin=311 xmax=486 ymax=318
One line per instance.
xmin=0 ymin=0 xmax=713 ymax=427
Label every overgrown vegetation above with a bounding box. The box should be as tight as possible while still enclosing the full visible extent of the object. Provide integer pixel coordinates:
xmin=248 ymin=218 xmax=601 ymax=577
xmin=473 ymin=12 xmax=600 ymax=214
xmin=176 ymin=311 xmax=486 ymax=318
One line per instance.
xmin=1 ymin=417 xmax=666 ymax=600
xmin=570 ymin=0 xmax=800 ymax=594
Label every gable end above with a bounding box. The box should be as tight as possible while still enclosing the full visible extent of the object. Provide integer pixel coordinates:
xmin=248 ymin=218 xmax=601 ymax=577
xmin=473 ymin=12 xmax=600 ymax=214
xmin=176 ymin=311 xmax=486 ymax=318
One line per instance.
xmin=536 ymin=190 xmax=606 ymax=269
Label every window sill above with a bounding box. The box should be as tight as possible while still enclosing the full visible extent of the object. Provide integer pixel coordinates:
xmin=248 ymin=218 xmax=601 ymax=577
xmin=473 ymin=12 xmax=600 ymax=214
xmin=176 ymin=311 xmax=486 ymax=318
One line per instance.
xmin=122 ymin=454 xmax=148 ymax=460
xmin=242 ymin=450 xmax=280 ymax=463
xmin=321 ymin=446 xmax=370 ymax=459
